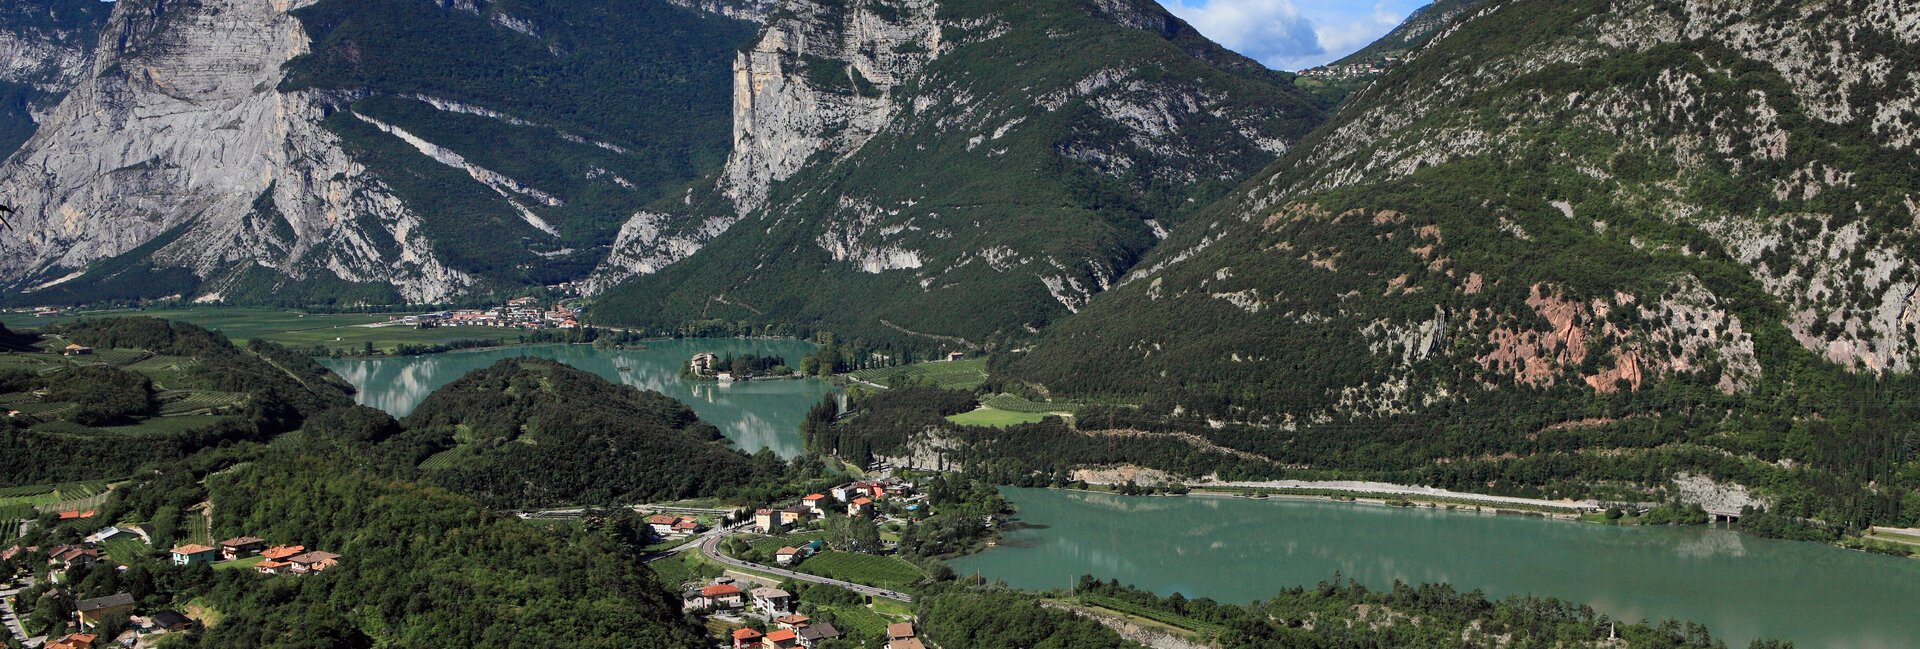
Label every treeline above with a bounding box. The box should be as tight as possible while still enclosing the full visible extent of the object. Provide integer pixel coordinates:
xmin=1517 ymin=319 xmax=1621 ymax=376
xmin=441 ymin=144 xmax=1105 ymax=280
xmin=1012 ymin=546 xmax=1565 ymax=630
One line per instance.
xmin=917 ymin=577 xmax=1790 ymax=649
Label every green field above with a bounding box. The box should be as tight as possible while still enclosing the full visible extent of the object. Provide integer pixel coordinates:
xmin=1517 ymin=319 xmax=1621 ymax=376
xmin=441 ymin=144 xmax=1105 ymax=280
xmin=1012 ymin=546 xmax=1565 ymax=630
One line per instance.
xmin=6 ymin=307 xmax=527 ymax=354
xmin=790 ymin=551 xmax=925 ymax=590
xmin=102 ymin=539 xmax=153 ymax=564
xmin=946 ymin=406 xmax=1051 ymax=428
xmin=215 ymin=555 xmax=268 ymax=571
xmin=846 ymin=358 xmax=987 ymax=390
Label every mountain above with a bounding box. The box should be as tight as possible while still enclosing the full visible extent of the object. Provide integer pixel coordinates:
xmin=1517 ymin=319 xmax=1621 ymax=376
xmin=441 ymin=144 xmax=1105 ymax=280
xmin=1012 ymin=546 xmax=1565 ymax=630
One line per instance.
xmin=1003 ymin=0 xmax=1920 ymax=527
xmin=588 ymin=0 xmax=1327 ymax=347
xmin=0 ymin=0 xmax=756 ymax=306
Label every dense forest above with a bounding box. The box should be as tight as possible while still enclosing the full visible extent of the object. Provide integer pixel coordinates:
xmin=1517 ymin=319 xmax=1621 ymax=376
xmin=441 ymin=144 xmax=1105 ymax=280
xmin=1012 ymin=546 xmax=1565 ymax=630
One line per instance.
xmin=318 ymin=358 xmax=779 ymax=508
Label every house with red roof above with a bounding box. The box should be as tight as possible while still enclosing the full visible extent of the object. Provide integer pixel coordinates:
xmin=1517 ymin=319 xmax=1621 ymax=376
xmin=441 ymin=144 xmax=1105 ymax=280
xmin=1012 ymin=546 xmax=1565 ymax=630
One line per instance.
xmin=801 ymin=494 xmax=827 ymax=514
xmin=762 ymin=628 xmax=800 ymax=649
xmin=847 ymin=497 xmax=873 ymax=518
xmin=731 ymin=627 xmax=764 ymax=649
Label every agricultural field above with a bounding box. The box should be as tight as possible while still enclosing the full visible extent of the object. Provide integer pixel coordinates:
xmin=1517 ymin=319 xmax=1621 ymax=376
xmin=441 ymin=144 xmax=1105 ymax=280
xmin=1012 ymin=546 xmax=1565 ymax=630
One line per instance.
xmin=946 ymin=406 xmax=1051 ymax=428
xmin=0 ymin=480 xmax=116 ymax=539
xmin=982 ymin=393 xmax=1080 ymax=414
xmin=790 ymin=551 xmax=925 ymax=590
xmin=845 ymin=358 xmax=987 ymax=390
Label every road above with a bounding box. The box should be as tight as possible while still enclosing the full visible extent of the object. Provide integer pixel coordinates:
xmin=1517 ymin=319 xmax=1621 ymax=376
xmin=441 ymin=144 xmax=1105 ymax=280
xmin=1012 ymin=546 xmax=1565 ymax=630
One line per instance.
xmin=0 ymin=577 xmax=43 ymax=648
xmin=697 ymin=531 xmax=914 ymax=603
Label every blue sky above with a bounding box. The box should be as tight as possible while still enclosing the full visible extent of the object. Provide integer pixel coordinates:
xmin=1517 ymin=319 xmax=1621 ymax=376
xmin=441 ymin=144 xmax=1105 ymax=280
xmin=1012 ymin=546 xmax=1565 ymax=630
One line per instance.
xmin=1157 ymin=0 xmax=1430 ymax=71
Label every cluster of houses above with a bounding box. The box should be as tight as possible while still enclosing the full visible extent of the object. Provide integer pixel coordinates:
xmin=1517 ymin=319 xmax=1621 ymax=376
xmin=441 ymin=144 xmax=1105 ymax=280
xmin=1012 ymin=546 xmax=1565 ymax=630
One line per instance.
xmin=41 ymin=593 xmax=196 ymax=648
xmin=1297 ymin=53 xmax=1403 ymax=81
xmin=679 ymin=578 xmax=844 ymax=649
xmin=753 ymin=479 xmax=918 ymax=537
xmin=170 ymin=536 xmax=342 ymax=575
xmin=397 ymin=296 xmax=579 ymax=330
xmin=646 ymin=514 xmax=708 ymax=539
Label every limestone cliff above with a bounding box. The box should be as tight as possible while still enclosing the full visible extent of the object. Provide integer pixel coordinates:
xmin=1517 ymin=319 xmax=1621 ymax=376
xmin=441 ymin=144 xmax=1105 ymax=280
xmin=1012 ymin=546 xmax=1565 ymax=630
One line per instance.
xmin=0 ymin=0 xmax=469 ymax=303
xmin=590 ymin=0 xmax=1328 ymax=346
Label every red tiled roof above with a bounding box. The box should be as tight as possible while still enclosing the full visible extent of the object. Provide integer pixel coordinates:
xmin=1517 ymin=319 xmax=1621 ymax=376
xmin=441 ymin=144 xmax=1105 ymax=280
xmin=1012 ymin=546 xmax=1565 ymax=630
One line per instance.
xmin=802 ymin=494 xmax=825 ymax=501
xmin=701 ymin=584 xmax=742 ymax=597
xmin=732 ymin=628 xmax=763 ymax=640
xmin=56 ymin=510 xmax=95 ymax=520
xmin=171 ymin=544 xmax=215 ymax=555
xmin=261 ymin=545 xmax=304 ymax=560
xmin=647 ymin=514 xmax=678 ymax=525
xmin=886 ymin=622 xmax=916 ymax=638
xmin=775 ymin=546 xmax=799 ymax=555
xmin=851 ymin=497 xmax=872 ymax=505
xmin=765 ymin=629 xmax=798 ymax=642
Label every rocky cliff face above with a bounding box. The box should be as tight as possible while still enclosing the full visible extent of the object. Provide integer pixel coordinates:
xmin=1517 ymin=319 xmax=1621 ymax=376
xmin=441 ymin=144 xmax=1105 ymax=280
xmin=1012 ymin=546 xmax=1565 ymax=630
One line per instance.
xmin=590 ymin=0 xmax=1327 ymax=345
xmin=591 ymin=0 xmax=942 ymax=292
xmin=0 ymin=0 xmax=471 ymax=303
xmin=0 ymin=0 xmax=755 ymax=305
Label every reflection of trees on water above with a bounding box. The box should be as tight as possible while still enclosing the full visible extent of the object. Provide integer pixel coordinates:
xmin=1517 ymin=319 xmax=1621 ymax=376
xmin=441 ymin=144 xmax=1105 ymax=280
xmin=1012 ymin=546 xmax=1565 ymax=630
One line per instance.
xmin=321 ymin=341 xmax=834 ymax=458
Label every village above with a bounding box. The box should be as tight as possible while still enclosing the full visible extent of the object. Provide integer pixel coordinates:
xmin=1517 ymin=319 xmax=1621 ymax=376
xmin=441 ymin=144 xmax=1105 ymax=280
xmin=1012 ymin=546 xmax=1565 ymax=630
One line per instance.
xmin=648 ymin=476 xmax=934 ymax=649
xmin=390 ymin=296 xmax=579 ymax=330
xmin=2 ymin=518 xmax=343 ymax=649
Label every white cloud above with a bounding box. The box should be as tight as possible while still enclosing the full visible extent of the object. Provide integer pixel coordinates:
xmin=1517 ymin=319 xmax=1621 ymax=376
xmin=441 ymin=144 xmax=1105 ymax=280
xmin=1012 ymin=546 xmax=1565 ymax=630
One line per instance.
xmin=1159 ymin=0 xmax=1427 ymax=71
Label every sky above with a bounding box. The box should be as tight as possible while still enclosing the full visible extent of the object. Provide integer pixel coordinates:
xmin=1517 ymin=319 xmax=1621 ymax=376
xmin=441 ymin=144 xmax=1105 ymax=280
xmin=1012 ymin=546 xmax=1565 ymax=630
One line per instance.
xmin=1157 ymin=0 xmax=1430 ymax=71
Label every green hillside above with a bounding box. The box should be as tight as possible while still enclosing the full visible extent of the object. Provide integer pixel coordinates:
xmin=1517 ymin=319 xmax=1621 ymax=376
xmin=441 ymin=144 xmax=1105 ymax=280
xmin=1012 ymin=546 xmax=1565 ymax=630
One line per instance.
xmin=390 ymin=358 xmax=783 ymax=508
xmin=1004 ymin=0 xmax=1920 ymax=532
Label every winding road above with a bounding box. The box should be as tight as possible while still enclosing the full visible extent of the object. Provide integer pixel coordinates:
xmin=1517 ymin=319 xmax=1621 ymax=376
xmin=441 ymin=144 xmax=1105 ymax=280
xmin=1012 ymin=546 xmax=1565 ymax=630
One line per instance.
xmin=696 ymin=530 xmax=914 ymax=603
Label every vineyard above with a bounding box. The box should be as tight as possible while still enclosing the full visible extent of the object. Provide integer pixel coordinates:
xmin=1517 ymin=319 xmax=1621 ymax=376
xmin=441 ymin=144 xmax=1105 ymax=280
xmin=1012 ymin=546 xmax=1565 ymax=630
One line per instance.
xmin=792 ymin=551 xmax=926 ymax=590
xmin=157 ymin=390 xmax=247 ymax=415
xmin=846 ymin=358 xmax=987 ymax=390
xmin=982 ymin=393 xmax=1080 ymax=414
xmin=0 ymin=480 xmax=116 ymax=539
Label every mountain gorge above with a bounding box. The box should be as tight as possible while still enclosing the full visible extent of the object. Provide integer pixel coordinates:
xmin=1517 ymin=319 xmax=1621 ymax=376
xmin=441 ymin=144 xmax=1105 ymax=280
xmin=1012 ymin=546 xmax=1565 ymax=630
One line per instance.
xmin=591 ymin=0 xmax=1327 ymax=345
xmin=1004 ymin=0 xmax=1920 ymax=526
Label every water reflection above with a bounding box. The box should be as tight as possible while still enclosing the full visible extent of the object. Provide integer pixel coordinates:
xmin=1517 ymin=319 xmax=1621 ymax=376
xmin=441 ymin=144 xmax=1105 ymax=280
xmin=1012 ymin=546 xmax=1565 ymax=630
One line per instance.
xmin=952 ymin=487 xmax=1920 ymax=649
xmin=319 ymin=340 xmax=836 ymax=458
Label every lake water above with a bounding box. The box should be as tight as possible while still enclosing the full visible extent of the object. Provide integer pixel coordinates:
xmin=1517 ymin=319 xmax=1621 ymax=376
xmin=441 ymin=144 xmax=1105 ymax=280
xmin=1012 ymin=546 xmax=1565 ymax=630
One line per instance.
xmin=319 ymin=340 xmax=836 ymax=457
xmin=949 ymin=488 xmax=1920 ymax=649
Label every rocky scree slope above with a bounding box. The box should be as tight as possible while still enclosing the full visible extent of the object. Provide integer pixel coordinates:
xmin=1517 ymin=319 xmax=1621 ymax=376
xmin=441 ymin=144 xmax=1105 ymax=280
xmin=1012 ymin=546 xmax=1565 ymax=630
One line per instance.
xmin=589 ymin=0 xmax=1326 ymax=347
xmin=1006 ymin=0 xmax=1920 ymax=527
xmin=0 ymin=0 xmax=756 ymax=306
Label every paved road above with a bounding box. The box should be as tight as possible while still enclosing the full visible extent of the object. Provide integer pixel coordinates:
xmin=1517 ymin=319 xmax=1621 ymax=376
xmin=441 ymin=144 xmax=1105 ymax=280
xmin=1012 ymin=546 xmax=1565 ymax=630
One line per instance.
xmin=0 ymin=578 xmax=43 ymax=648
xmin=698 ymin=532 xmax=915 ymax=603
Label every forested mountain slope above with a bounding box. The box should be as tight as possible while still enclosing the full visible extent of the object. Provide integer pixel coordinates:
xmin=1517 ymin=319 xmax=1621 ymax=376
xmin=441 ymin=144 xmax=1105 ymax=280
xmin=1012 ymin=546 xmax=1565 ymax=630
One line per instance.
xmin=589 ymin=0 xmax=1326 ymax=347
xmin=0 ymin=0 xmax=755 ymax=306
xmin=1006 ymin=0 xmax=1920 ymax=528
